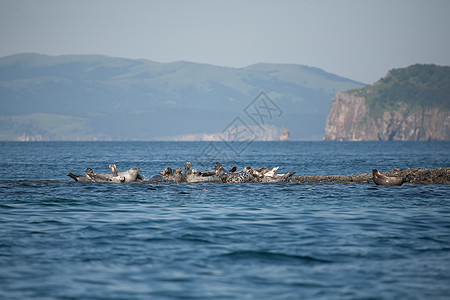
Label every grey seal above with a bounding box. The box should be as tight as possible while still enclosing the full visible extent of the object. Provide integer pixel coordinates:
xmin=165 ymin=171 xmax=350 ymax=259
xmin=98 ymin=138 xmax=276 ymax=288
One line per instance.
xmin=372 ymin=169 xmax=404 ymax=186
xmin=172 ymin=168 xmax=186 ymax=183
xmin=67 ymin=168 xmax=93 ymax=182
xmin=85 ymin=167 xmax=115 ymax=182
xmin=159 ymin=167 xmax=173 ymax=177
xmin=185 ymin=162 xmax=221 ymax=183
xmin=149 ymin=167 xmax=175 ymax=183
xmin=108 ymin=164 xmax=141 ymax=182
xmin=68 ymin=165 xmax=141 ymax=183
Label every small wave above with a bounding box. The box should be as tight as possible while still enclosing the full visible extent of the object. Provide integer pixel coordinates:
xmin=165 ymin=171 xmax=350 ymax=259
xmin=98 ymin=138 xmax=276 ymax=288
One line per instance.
xmin=179 ymin=233 xmax=214 ymax=244
xmin=216 ymin=250 xmax=332 ymax=264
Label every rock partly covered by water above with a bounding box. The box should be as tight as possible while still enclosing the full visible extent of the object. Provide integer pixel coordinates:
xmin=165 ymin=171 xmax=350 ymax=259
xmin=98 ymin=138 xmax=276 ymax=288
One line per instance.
xmin=291 ymin=168 xmax=450 ymax=184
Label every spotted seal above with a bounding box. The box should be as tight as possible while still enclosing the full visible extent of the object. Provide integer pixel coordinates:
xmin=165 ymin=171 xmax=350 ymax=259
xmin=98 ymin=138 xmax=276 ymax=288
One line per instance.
xmin=372 ymin=169 xmax=404 ymax=186
xmin=151 ymin=162 xmax=296 ymax=184
xmin=220 ymin=166 xmax=254 ymax=183
xmin=236 ymin=166 xmax=295 ymax=183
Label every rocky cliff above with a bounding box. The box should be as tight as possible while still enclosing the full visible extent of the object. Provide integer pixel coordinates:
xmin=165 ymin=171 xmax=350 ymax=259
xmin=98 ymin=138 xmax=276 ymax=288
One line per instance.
xmin=324 ymin=64 xmax=450 ymax=141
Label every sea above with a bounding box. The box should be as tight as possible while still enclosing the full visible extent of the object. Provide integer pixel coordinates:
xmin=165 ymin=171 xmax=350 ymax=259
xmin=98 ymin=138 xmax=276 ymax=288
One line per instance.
xmin=0 ymin=141 xmax=449 ymax=300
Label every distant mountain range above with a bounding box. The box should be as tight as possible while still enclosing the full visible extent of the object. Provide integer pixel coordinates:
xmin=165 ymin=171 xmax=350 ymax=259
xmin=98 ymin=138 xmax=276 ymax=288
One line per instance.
xmin=0 ymin=53 xmax=364 ymax=140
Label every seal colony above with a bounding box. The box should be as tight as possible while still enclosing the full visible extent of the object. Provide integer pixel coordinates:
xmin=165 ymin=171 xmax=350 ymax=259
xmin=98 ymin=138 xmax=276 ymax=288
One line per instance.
xmin=67 ymin=164 xmax=450 ymax=185
xmin=149 ymin=162 xmax=296 ymax=184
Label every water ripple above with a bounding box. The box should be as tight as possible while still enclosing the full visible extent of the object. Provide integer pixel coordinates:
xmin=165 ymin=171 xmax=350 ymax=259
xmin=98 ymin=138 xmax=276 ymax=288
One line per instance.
xmin=1 ymin=141 xmax=449 ymax=299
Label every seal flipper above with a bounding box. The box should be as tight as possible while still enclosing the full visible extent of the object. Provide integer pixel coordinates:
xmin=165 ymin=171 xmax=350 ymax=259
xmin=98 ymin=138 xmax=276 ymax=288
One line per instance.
xmin=185 ymin=162 xmax=192 ymax=176
xmin=67 ymin=172 xmax=79 ymax=181
xmin=229 ymin=166 xmax=237 ymax=173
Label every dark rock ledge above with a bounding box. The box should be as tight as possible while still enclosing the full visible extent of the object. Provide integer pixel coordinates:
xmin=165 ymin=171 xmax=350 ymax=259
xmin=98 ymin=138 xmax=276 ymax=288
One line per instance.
xmin=291 ymin=168 xmax=450 ymax=184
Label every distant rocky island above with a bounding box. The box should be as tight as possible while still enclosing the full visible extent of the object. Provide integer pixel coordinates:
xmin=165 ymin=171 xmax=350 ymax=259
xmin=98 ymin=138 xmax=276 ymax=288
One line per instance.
xmin=324 ymin=64 xmax=450 ymax=141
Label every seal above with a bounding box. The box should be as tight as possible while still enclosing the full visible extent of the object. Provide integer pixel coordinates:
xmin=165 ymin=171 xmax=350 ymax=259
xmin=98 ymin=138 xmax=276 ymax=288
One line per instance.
xmin=197 ymin=162 xmax=226 ymax=177
xmin=372 ymin=169 xmax=404 ymax=186
xmin=107 ymin=164 xmax=141 ymax=182
xmin=114 ymin=168 xmax=140 ymax=182
xmin=185 ymin=162 xmax=221 ymax=183
xmin=159 ymin=167 xmax=173 ymax=177
xmin=150 ymin=167 xmax=177 ymax=183
xmin=242 ymin=166 xmax=295 ymax=183
xmin=67 ymin=168 xmax=92 ymax=182
xmin=220 ymin=166 xmax=254 ymax=183
xmin=85 ymin=167 xmax=114 ymax=182
xmin=259 ymin=171 xmax=295 ymax=183
xmin=185 ymin=162 xmax=192 ymax=176
xmin=173 ymin=168 xmax=186 ymax=183
xmin=68 ymin=165 xmax=141 ymax=183
xmin=152 ymin=162 xmax=296 ymax=184
xmin=148 ymin=174 xmax=165 ymax=183
xmin=109 ymin=164 xmax=118 ymax=176
xmin=150 ymin=167 xmax=175 ymax=183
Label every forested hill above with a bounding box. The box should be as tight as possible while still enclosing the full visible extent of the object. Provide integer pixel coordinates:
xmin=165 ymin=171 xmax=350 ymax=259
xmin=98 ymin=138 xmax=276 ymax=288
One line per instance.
xmin=325 ymin=64 xmax=450 ymax=141
xmin=0 ymin=53 xmax=364 ymax=140
xmin=350 ymin=64 xmax=450 ymax=119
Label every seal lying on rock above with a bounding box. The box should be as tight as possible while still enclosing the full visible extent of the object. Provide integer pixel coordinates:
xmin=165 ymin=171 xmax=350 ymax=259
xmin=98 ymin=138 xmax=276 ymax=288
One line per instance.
xmin=372 ymin=169 xmax=404 ymax=186
xmin=67 ymin=165 xmax=141 ymax=183
xmin=195 ymin=162 xmax=236 ymax=177
xmin=220 ymin=166 xmax=254 ymax=183
xmin=185 ymin=162 xmax=222 ymax=183
xmin=67 ymin=168 xmax=94 ymax=182
xmin=173 ymin=162 xmax=296 ymax=183
xmin=245 ymin=166 xmax=295 ymax=183
xmin=173 ymin=168 xmax=186 ymax=183
xmin=67 ymin=168 xmax=114 ymax=182
xmin=109 ymin=164 xmax=142 ymax=182
xmin=85 ymin=167 xmax=114 ymax=182
xmin=151 ymin=162 xmax=296 ymax=184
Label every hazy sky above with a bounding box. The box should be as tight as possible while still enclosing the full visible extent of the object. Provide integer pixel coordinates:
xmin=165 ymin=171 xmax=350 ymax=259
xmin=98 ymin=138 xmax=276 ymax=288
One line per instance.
xmin=1 ymin=0 xmax=449 ymax=83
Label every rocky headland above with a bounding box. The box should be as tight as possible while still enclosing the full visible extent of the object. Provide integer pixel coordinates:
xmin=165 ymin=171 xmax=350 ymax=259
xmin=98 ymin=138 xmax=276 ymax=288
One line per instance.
xmin=324 ymin=64 xmax=450 ymax=141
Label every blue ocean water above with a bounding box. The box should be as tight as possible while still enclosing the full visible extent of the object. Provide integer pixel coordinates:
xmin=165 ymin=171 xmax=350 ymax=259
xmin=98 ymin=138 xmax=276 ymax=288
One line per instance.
xmin=0 ymin=141 xmax=449 ymax=299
